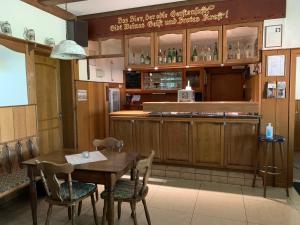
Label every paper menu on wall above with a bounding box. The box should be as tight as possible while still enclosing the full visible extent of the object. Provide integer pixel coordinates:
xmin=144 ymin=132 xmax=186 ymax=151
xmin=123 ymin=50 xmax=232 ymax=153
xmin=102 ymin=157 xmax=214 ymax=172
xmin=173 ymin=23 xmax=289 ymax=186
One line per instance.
xmin=277 ymin=81 xmax=286 ymax=99
xmin=267 ymin=55 xmax=285 ymax=76
xmin=65 ymin=151 xmax=107 ymax=165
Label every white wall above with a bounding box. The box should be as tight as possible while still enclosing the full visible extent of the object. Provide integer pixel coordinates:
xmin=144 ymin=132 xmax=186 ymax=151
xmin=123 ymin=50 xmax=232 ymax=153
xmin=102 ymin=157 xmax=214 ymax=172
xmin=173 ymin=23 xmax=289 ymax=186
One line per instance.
xmin=0 ymin=0 xmax=66 ymax=45
xmin=264 ymin=0 xmax=300 ymax=49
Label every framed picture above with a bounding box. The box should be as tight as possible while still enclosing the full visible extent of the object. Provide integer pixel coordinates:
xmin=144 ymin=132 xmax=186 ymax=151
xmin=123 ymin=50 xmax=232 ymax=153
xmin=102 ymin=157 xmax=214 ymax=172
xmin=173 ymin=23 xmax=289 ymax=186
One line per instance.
xmin=267 ymin=55 xmax=285 ymax=77
xmin=265 ymin=24 xmax=283 ymax=48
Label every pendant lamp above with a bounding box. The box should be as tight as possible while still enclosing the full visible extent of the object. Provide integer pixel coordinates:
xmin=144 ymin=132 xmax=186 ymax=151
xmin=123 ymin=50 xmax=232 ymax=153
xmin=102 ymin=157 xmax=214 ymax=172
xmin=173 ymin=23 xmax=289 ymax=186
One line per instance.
xmin=50 ymin=1 xmax=86 ymax=60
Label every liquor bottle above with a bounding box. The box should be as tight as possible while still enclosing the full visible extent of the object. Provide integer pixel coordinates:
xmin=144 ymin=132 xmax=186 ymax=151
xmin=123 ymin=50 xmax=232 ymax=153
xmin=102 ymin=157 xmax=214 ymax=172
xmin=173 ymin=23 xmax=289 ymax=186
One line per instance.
xmin=167 ymin=48 xmax=172 ymax=64
xmin=177 ymin=48 xmax=183 ymax=62
xmin=228 ymin=44 xmax=233 ymax=59
xmin=140 ymin=52 xmax=145 ymax=64
xmin=163 ymin=50 xmax=167 ymax=64
xmin=172 ymin=48 xmax=177 ymax=63
xmin=145 ymin=52 xmax=151 ymax=65
xmin=192 ymin=45 xmax=198 ymax=62
xmin=245 ymin=45 xmax=251 ymax=58
xmin=236 ymin=41 xmax=241 ymax=60
xmin=158 ymin=49 xmax=163 ymax=64
xmin=254 ymin=38 xmax=258 ymax=57
xmin=213 ymin=42 xmax=218 ymax=60
xmin=206 ymin=47 xmax=212 ymax=61
xmin=199 ymin=47 xmax=205 ymax=61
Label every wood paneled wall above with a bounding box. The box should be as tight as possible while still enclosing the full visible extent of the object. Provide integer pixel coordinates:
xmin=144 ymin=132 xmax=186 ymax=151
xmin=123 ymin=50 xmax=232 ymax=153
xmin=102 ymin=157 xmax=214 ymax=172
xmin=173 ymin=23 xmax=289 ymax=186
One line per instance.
xmin=0 ymin=105 xmax=37 ymax=143
xmin=75 ymin=81 xmax=108 ymax=151
xmin=260 ymin=49 xmax=291 ymax=185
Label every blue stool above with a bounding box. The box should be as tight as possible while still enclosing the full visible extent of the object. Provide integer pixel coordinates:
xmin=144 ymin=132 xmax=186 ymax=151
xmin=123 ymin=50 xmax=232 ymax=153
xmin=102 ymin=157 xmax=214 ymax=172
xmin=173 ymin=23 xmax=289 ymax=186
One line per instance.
xmin=252 ymin=135 xmax=289 ymax=197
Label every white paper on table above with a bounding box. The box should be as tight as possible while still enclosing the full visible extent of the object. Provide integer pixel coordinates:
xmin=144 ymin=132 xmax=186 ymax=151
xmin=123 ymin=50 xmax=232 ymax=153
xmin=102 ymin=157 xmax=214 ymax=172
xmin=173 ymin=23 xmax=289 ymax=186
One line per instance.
xmin=65 ymin=151 xmax=107 ymax=165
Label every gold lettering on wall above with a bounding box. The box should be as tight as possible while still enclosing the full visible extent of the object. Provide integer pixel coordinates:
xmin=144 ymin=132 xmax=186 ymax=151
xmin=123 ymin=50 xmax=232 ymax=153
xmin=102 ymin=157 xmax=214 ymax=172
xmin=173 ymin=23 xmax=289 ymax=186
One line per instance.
xmin=110 ymin=5 xmax=229 ymax=32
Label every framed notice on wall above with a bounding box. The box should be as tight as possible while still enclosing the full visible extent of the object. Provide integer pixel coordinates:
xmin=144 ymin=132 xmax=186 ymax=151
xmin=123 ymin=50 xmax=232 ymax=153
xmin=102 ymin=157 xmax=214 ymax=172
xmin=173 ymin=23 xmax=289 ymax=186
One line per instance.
xmin=267 ymin=55 xmax=285 ymax=76
xmin=265 ymin=24 xmax=283 ymax=48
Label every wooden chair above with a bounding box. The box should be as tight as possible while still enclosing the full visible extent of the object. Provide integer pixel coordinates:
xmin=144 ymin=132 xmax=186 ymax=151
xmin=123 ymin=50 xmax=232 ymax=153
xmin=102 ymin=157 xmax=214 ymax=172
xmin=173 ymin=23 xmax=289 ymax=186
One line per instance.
xmin=93 ymin=137 xmax=124 ymax=152
xmin=78 ymin=137 xmax=124 ymax=215
xmin=36 ymin=160 xmax=99 ymax=225
xmin=101 ymin=151 xmax=155 ymax=225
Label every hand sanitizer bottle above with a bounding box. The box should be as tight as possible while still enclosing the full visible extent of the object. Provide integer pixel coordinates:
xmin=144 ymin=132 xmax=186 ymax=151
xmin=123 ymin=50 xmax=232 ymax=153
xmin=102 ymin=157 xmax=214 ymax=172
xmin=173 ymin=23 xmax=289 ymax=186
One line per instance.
xmin=266 ymin=123 xmax=273 ymax=139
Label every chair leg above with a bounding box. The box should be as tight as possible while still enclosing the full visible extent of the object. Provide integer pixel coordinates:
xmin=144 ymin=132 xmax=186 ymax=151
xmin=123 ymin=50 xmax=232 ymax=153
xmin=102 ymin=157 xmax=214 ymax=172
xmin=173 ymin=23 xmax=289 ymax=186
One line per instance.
xmin=45 ymin=204 xmax=53 ymax=225
xmin=130 ymin=202 xmax=138 ymax=225
xmin=78 ymin=201 xmax=82 ymax=216
xmin=117 ymin=201 xmax=122 ymax=220
xmin=91 ymin=194 xmax=99 ymax=225
xmin=101 ymin=200 xmax=107 ymax=225
xmin=71 ymin=205 xmax=76 ymax=225
xmin=68 ymin=206 xmax=72 ymax=220
xmin=142 ymin=199 xmax=151 ymax=225
xmin=95 ymin=184 xmax=99 ymax=201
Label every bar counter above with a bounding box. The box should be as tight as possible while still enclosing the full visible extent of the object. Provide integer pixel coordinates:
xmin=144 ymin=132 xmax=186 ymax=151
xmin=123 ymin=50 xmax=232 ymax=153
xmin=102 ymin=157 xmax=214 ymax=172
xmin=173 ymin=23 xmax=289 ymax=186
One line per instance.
xmin=110 ymin=105 xmax=261 ymax=172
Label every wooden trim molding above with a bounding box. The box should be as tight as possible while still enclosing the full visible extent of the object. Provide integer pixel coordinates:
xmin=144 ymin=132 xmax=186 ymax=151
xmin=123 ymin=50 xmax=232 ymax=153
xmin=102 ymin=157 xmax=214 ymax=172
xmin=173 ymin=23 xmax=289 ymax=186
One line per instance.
xmin=21 ymin=0 xmax=76 ymax=20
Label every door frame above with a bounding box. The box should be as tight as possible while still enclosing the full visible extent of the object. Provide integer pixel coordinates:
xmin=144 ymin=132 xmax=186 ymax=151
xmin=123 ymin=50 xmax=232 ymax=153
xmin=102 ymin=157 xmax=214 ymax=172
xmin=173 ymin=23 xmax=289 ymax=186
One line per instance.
xmin=289 ymin=48 xmax=300 ymax=182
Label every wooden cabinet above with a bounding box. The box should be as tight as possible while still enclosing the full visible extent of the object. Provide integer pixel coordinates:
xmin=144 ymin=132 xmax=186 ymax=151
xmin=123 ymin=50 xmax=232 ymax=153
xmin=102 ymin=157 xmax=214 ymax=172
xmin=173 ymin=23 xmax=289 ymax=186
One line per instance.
xmin=224 ymin=121 xmax=259 ymax=170
xmin=125 ymin=33 xmax=154 ymax=69
xmin=87 ymin=37 xmax=124 ymax=57
xmin=187 ymin=26 xmax=222 ymax=66
xmin=155 ymin=30 xmax=186 ymax=68
xmin=193 ymin=121 xmax=224 ymax=167
xmin=223 ymin=22 xmax=262 ymax=64
xmin=133 ymin=119 xmax=162 ymax=161
xmin=162 ymin=120 xmax=192 ymax=164
xmin=110 ymin=118 xmax=134 ymax=153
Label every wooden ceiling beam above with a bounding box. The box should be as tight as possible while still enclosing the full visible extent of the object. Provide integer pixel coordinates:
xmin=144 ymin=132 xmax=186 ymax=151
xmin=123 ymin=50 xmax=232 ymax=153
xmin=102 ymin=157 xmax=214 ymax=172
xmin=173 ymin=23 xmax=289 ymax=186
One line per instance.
xmin=38 ymin=0 xmax=87 ymax=6
xmin=21 ymin=0 xmax=76 ymax=20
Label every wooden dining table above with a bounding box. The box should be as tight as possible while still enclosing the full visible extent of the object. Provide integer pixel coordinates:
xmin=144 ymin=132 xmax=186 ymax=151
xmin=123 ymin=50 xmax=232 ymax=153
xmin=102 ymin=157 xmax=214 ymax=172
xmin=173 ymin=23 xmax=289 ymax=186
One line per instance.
xmin=22 ymin=149 xmax=138 ymax=225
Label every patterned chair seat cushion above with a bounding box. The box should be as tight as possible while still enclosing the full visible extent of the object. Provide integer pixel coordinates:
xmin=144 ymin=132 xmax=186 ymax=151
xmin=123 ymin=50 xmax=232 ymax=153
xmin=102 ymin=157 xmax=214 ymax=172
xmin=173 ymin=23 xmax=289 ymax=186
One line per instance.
xmin=101 ymin=179 xmax=145 ymax=200
xmin=60 ymin=181 xmax=96 ymax=201
xmin=0 ymin=168 xmax=29 ymax=193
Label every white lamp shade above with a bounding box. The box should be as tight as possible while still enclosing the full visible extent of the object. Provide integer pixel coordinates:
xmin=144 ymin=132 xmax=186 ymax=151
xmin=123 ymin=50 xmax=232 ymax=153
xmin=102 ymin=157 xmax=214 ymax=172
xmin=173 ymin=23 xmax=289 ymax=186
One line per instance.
xmin=50 ymin=40 xmax=87 ymax=60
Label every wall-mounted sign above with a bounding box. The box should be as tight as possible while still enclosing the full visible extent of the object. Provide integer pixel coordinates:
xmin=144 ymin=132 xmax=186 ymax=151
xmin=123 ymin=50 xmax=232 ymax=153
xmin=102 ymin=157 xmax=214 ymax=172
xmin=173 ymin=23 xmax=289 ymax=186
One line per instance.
xmin=265 ymin=24 xmax=283 ymax=48
xmin=77 ymin=89 xmax=88 ymax=101
xmin=267 ymin=55 xmax=285 ymax=76
xmin=85 ymin=0 xmax=286 ymax=38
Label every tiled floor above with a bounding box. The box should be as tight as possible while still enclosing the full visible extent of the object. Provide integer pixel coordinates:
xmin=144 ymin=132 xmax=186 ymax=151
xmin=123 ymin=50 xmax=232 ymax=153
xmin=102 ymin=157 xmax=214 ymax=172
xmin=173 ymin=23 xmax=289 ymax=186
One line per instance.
xmin=1 ymin=178 xmax=300 ymax=225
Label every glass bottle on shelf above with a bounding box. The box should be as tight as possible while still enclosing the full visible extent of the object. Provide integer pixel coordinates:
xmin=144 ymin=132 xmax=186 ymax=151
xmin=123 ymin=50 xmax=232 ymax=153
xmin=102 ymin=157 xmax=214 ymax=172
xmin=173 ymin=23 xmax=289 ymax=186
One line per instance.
xmin=140 ymin=52 xmax=145 ymax=64
xmin=245 ymin=44 xmax=251 ymax=58
xmin=228 ymin=44 xmax=233 ymax=59
xmin=158 ymin=49 xmax=163 ymax=64
xmin=163 ymin=50 xmax=167 ymax=64
xmin=254 ymin=38 xmax=258 ymax=57
xmin=199 ymin=47 xmax=205 ymax=61
xmin=131 ymin=51 xmax=135 ymax=64
xmin=236 ymin=41 xmax=241 ymax=60
xmin=206 ymin=47 xmax=212 ymax=61
xmin=172 ymin=48 xmax=177 ymax=63
xmin=167 ymin=48 xmax=172 ymax=64
xmin=213 ymin=42 xmax=218 ymax=60
xmin=177 ymin=48 xmax=183 ymax=62
xmin=192 ymin=45 xmax=198 ymax=62
xmin=145 ymin=52 xmax=151 ymax=65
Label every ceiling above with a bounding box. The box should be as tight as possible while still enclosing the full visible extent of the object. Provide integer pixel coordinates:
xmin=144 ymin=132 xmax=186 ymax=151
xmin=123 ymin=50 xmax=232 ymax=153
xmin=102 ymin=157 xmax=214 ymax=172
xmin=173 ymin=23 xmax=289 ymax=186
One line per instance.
xmin=58 ymin=0 xmax=186 ymax=16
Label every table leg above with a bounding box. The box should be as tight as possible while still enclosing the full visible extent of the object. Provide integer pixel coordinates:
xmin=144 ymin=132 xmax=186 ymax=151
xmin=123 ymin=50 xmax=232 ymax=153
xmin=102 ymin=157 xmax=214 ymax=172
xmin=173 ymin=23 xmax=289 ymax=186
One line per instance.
xmin=107 ymin=186 xmax=114 ymax=225
xmin=28 ymin=166 xmax=38 ymax=225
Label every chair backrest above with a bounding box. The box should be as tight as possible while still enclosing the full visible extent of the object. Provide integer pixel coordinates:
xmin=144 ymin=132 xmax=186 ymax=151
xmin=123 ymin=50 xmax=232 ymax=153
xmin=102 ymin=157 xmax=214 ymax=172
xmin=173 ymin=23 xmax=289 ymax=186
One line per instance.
xmin=93 ymin=137 xmax=124 ymax=152
xmin=36 ymin=160 xmax=74 ymax=202
xmin=134 ymin=151 xmax=155 ymax=197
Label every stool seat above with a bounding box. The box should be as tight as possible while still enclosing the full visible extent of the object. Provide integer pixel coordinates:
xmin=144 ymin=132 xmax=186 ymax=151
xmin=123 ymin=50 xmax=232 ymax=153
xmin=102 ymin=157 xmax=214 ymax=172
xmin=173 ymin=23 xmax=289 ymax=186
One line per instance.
xmin=258 ymin=135 xmax=285 ymax=143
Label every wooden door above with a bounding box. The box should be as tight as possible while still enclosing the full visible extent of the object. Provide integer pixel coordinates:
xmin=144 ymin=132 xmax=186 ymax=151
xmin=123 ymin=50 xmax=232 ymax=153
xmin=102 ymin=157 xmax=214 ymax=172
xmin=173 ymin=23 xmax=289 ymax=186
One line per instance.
xmin=35 ymin=55 xmax=62 ymax=155
xmin=162 ymin=120 xmax=192 ymax=164
xmin=133 ymin=119 xmax=161 ymax=161
xmin=193 ymin=122 xmax=223 ymax=167
xmin=110 ymin=118 xmax=134 ymax=153
xmin=224 ymin=122 xmax=258 ymax=170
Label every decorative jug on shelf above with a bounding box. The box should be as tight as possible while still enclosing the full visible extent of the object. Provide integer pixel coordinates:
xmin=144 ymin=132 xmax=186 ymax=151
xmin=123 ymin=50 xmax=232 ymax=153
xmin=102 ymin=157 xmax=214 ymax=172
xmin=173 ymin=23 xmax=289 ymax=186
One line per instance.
xmin=45 ymin=37 xmax=55 ymax=47
xmin=0 ymin=21 xmax=12 ymax=36
xmin=24 ymin=27 xmax=35 ymax=41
